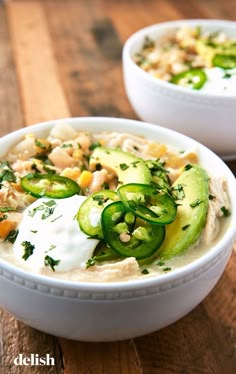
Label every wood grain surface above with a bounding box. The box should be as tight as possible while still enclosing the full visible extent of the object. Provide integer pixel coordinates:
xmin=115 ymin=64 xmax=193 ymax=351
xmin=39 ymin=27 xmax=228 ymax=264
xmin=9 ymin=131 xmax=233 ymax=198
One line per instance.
xmin=0 ymin=0 xmax=235 ymax=373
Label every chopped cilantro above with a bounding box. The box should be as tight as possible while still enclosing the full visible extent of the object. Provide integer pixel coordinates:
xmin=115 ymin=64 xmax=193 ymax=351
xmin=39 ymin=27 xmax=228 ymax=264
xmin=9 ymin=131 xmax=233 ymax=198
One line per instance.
xmin=21 ymin=241 xmax=35 ymax=260
xmin=182 ymin=224 xmax=190 ymax=231
xmin=163 ymin=267 xmax=172 ymax=272
xmin=157 ymin=261 xmax=165 ymax=266
xmin=61 ymin=143 xmax=73 ymax=148
xmin=51 ymin=214 xmax=62 ymax=223
xmin=28 ymin=200 xmax=57 ymax=219
xmin=31 ymin=162 xmax=41 ymax=173
xmin=95 ymin=163 xmax=102 ymax=171
xmin=131 ymin=161 xmax=140 ymax=168
xmin=83 ymin=154 xmax=90 ymax=163
xmin=119 ymin=163 xmax=129 ymax=171
xmin=35 ymin=139 xmax=47 ymax=149
xmin=101 ymin=182 xmax=109 ymax=190
xmin=0 ymin=206 xmax=15 ymax=212
xmin=190 ymin=199 xmax=202 ymax=208
xmin=0 ymin=214 xmax=8 ymax=222
xmin=4 ymin=229 xmax=18 ymax=244
xmin=184 ymin=164 xmax=193 ymax=171
xmin=92 ymin=195 xmax=108 ymax=206
xmin=45 ymin=244 xmax=56 ymax=253
xmin=221 ymin=206 xmax=231 ymax=217
xmin=209 ymin=194 xmax=215 ymax=200
xmin=89 ymin=142 xmax=101 ymax=151
xmin=143 ymin=36 xmax=155 ymax=49
xmin=86 ymin=258 xmax=96 ymax=268
xmin=141 ymin=268 xmax=149 ymax=275
xmin=44 ymin=255 xmax=60 ymax=271
xmin=43 ymin=165 xmax=56 ymax=175
xmin=172 ymin=184 xmax=185 ymax=200
xmin=0 ymin=161 xmax=16 ymax=183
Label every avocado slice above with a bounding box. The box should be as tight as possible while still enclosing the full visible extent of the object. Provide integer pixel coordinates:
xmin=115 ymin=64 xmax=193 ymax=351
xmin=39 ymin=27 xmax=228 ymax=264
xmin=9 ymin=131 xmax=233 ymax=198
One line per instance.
xmin=196 ymin=39 xmax=216 ymax=66
xmin=196 ymin=39 xmax=236 ymax=67
xmin=89 ymin=147 xmax=151 ymax=185
xmin=157 ymin=165 xmax=209 ymax=260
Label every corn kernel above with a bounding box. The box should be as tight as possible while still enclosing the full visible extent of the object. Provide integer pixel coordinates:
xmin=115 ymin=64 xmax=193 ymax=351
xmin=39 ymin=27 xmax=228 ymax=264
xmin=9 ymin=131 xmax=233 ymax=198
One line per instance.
xmin=72 ymin=149 xmax=83 ymax=161
xmin=148 ymin=143 xmax=167 ymax=157
xmin=78 ymin=170 xmax=93 ymax=189
xmin=60 ymin=167 xmax=81 ymax=181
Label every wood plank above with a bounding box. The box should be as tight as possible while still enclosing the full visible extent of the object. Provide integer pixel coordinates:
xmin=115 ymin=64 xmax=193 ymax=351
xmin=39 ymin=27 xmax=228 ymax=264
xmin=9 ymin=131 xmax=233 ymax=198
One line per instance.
xmin=60 ymin=339 xmax=142 ymax=374
xmin=196 ymin=0 xmax=236 ymax=20
xmin=0 ymin=2 xmax=64 ymax=373
xmin=0 ymin=3 xmax=22 ymax=137
xmin=44 ymin=0 xmax=135 ymax=119
xmin=103 ymin=0 xmax=181 ymax=43
xmin=7 ymin=0 xmax=70 ymax=126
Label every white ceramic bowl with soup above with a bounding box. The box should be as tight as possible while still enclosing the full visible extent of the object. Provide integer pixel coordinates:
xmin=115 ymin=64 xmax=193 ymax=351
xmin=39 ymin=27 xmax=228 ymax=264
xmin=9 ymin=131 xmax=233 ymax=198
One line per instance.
xmin=0 ymin=117 xmax=235 ymax=342
xmin=123 ymin=19 xmax=236 ymax=159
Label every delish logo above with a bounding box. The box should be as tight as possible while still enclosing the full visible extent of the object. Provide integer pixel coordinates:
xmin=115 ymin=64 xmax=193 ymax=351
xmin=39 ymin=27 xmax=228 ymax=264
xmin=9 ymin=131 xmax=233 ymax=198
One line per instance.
xmin=14 ymin=353 xmax=55 ymax=366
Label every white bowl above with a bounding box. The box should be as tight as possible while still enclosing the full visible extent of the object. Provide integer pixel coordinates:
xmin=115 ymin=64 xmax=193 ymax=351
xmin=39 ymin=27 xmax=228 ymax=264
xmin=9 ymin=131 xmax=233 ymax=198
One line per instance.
xmin=123 ymin=19 xmax=236 ymax=159
xmin=0 ymin=117 xmax=236 ymax=342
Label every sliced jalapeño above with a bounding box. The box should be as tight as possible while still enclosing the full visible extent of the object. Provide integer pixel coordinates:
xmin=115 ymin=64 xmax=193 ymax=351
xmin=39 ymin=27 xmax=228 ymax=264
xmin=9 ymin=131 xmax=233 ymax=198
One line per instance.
xmin=118 ymin=183 xmax=177 ymax=225
xmin=101 ymin=201 xmax=165 ymax=259
xmin=212 ymin=53 xmax=236 ymax=69
xmin=21 ymin=173 xmax=80 ymax=198
xmin=170 ymin=68 xmax=207 ymax=89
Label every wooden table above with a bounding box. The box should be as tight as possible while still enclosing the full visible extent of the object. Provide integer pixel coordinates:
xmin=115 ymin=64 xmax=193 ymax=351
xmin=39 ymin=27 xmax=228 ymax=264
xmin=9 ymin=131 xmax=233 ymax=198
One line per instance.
xmin=0 ymin=1 xmax=235 ymax=373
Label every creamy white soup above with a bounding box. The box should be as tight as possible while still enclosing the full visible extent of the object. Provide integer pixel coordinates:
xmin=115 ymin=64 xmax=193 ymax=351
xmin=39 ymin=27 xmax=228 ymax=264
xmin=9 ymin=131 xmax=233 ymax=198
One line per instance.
xmin=0 ymin=123 xmax=230 ymax=282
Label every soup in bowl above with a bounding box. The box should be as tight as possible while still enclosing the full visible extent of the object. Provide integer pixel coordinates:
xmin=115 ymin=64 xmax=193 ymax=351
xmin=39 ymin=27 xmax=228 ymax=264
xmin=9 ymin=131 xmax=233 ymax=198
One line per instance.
xmin=122 ymin=19 xmax=236 ymax=158
xmin=0 ymin=117 xmax=235 ymax=341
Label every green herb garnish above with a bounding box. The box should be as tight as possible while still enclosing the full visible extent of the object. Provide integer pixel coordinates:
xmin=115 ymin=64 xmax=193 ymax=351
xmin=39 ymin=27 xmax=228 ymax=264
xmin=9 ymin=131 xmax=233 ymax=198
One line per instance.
xmin=44 ymin=255 xmax=60 ymax=271
xmin=209 ymin=194 xmax=215 ymax=200
xmin=172 ymin=184 xmax=185 ymax=200
xmin=0 ymin=206 xmax=16 ymax=212
xmin=35 ymin=139 xmax=47 ymax=149
xmin=21 ymin=241 xmax=35 ymax=260
xmin=190 ymin=199 xmax=202 ymax=208
xmin=86 ymin=258 xmax=96 ymax=268
xmin=4 ymin=229 xmax=18 ymax=244
xmin=0 ymin=214 xmax=8 ymax=222
xmin=184 ymin=164 xmax=193 ymax=171
xmin=221 ymin=206 xmax=231 ymax=217
xmin=92 ymin=195 xmax=108 ymax=206
xmin=89 ymin=142 xmax=101 ymax=151
xmin=119 ymin=163 xmax=129 ymax=171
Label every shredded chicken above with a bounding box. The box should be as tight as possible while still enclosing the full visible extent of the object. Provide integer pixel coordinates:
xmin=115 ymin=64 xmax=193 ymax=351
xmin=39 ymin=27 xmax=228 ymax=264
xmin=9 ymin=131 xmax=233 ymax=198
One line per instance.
xmin=202 ymin=176 xmax=230 ymax=244
xmin=87 ymin=257 xmax=140 ymax=281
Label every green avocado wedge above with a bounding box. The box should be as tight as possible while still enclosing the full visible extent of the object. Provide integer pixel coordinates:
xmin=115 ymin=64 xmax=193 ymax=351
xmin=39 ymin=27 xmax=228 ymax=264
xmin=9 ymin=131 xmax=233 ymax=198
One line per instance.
xmin=157 ymin=165 xmax=209 ymax=260
xmin=89 ymin=147 xmax=151 ymax=185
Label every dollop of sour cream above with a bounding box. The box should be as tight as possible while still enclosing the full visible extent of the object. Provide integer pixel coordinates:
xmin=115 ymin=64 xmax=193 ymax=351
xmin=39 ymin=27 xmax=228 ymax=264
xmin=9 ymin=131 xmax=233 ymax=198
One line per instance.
xmin=202 ymin=67 xmax=236 ymax=94
xmin=13 ymin=195 xmax=99 ymax=272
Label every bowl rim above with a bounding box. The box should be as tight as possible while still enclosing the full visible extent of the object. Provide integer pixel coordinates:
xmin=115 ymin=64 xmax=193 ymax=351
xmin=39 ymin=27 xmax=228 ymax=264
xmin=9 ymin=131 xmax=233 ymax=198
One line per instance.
xmin=123 ymin=18 xmax=236 ymax=101
xmin=0 ymin=116 xmax=236 ymax=294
